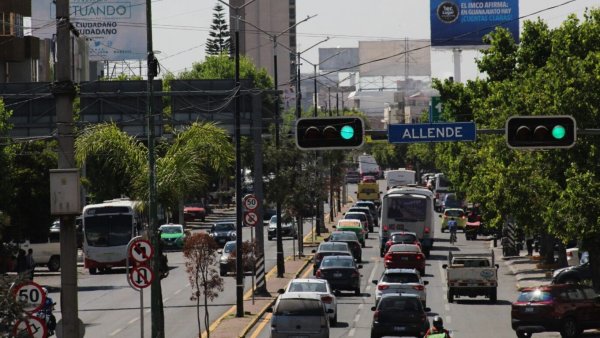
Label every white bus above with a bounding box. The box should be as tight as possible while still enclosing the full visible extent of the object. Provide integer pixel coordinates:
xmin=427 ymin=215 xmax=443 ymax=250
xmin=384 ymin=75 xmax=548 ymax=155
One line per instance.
xmin=433 ymin=173 xmax=452 ymax=211
xmin=379 ymin=187 xmax=435 ymax=258
xmin=385 ymin=169 xmax=416 ymax=190
xmin=82 ymin=198 xmax=145 ymax=274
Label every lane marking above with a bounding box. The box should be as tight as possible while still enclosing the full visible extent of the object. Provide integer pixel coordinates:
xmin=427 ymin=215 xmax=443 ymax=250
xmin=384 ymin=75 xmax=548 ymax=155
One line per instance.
xmin=349 ymin=328 xmax=356 ymax=336
xmin=365 ymin=285 xmax=371 ymax=292
xmin=358 ymin=304 xmax=363 ymax=310
xmin=163 ymin=297 xmax=170 ymax=302
xmin=128 ymin=317 xmax=139 ymax=325
xmin=109 ymin=328 xmax=122 ymax=336
xmin=249 ymin=313 xmax=272 ymax=338
xmin=353 ymin=314 xmax=360 ymax=323
xmin=174 ymin=289 xmax=182 ymax=295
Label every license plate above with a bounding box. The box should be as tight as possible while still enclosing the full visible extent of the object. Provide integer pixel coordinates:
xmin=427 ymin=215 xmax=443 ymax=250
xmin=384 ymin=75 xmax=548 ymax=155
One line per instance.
xmin=333 ymin=272 xmax=342 ymax=278
xmin=219 ymin=239 xmax=226 ymax=243
xmin=401 ymin=257 xmax=409 ymax=260
xmin=524 ymin=307 xmax=534 ymax=313
xmin=393 ymin=326 xmax=406 ymax=332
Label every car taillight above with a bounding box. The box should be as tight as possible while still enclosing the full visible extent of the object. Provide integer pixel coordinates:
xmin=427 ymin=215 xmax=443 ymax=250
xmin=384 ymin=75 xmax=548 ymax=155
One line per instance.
xmin=567 ymin=251 xmax=573 ymax=257
xmin=373 ymin=310 xmax=380 ymax=321
xmin=378 ymin=284 xmax=389 ymax=290
xmin=424 ymin=227 xmax=430 ymax=234
xmin=383 ymin=225 xmax=389 ymax=232
xmin=416 ymin=254 xmax=424 ymax=260
xmin=385 ymin=240 xmax=392 ymax=247
xmin=413 ymin=285 xmax=424 ymax=291
xmin=384 ymin=253 xmax=393 ymax=261
xmin=315 ymin=269 xmax=322 ymax=278
xmin=321 ymin=295 xmax=333 ymax=304
xmin=351 ymin=270 xmax=360 ymax=278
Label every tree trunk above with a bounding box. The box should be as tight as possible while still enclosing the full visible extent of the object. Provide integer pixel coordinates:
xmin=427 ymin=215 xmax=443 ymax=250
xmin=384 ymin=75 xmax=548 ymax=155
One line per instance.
xmin=555 ymin=241 xmax=568 ymax=268
xmin=587 ymin=242 xmax=600 ymax=293
xmin=204 ymin=290 xmax=210 ymax=338
xmin=196 ymin=279 xmax=201 ymax=336
xmin=542 ymin=233 xmax=555 ymax=265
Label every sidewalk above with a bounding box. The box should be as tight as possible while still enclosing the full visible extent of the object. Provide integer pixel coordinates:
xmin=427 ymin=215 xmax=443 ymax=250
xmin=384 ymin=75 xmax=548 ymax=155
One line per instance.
xmin=202 ymin=202 xmax=354 ymax=338
xmin=492 ymin=244 xmax=554 ymax=290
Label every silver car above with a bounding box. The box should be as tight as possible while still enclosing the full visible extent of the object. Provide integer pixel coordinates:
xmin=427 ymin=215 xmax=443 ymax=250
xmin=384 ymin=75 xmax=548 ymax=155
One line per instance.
xmin=268 ymin=293 xmax=332 ymax=338
xmin=280 ymin=278 xmax=338 ymax=325
xmin=372 ymin=268 xmax=428 ymax=307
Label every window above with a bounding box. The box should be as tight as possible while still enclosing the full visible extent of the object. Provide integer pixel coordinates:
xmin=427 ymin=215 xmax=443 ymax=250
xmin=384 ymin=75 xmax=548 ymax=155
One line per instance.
xmin=566 ymin=287 xmax=585 ymax=301
xmin=387 ymin=197 xmax=426 ymax=221
xmin=275 ymin=299 xmax=324 ymax=316
xmin=517 ymin=290 xmax=553 ymax=302
xmin=382 ymin=273 xmax=419 ymax=284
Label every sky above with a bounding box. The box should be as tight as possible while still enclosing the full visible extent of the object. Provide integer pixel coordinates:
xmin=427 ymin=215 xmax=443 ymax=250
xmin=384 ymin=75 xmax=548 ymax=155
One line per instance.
xmin=151 ymin=0 xmax=598 ymax=81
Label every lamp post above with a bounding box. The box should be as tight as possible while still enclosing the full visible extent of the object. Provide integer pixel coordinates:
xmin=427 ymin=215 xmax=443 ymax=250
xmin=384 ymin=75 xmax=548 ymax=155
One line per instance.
xmin=218 ymin=0 xmax=256 ymax=318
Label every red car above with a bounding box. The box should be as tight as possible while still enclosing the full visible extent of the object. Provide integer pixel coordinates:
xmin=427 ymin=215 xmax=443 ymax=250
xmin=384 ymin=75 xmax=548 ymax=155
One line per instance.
xmin=383 ymin=243 xmax=426 ymax=275
xmin=362 ymin=175 xmax=377 ymax=183
xmin=511 ymin=284 xmax=600 ymax=338
xmin=382 ymin=231 xmax=421 ymax=257
xmin=183 ymin=203 xmax=206 ymax=222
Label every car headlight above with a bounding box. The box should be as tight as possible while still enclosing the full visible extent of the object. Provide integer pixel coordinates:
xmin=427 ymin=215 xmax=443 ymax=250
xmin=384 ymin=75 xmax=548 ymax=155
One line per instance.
xmin=220 ymin=256 xmax=229 ymax=263
xmin=229 ymin=231 xmax=237 ymax=238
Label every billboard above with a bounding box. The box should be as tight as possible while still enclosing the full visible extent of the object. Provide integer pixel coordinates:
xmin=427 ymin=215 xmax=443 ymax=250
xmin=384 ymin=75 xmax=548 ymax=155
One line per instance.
xmin=31 ymin=0 xmax=147 ymax=61
xmin=358 ymin=40 xmax=431 ymax=77
xmin=430 ymin=0 xmax=519 ymax=47
xmin=318 ymin=48 xmax=359 ymax=72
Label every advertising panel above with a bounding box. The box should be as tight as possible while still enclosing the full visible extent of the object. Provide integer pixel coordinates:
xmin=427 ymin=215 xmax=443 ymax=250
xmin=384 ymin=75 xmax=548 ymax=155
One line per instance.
xmin=318 ymin=48 xmax=359 ymax=72
xmin=31 ymin=0 xmax=146 ymax=61
xmin=358 ymin=40 xmax=431 ymax=77
xmin=430 ymin=0 xmax=519 ymax=47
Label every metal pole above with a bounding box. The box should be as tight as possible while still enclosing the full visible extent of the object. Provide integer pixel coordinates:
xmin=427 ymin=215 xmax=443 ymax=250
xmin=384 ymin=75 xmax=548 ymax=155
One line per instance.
xmin=251 ymin=226 xmax=255 ymax=305
xmin=296 ymin=52 xmax=302 ymax=118
xmin=274 ymin=37 xmax=285 ymax=278
xmin=313 ymin=64 xmax=321 ymax=237
xmin=234 ymin=13 xmax=245 ymax=318
xmin=54 ymin=1 xmax=78 ymax=337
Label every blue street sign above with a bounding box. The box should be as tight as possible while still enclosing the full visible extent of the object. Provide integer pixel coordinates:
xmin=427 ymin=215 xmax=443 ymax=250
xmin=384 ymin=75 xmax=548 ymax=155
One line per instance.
xmin=388 ymin=122 xmax=476 ymax=143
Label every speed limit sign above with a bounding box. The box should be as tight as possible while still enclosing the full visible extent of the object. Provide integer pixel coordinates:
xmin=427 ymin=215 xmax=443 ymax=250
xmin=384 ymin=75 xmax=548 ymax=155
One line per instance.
xmin=13 ymin=281 xmax=46 ymax=314
xmin=243 ymin=194 xmax=259 ymax=211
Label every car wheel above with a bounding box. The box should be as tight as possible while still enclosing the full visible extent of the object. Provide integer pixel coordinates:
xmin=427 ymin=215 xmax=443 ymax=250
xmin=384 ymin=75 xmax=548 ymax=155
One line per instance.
xmin=365 ymin=233 xmax=369 ymax=239
xmin=490 ymin=288 xmax=497 ymax=303
xmin=330 ymin=314 xmax=337 ymax=326
xmin=220 ymin=268 xmax=227 ymax=277
xmin=357 ymin=255 xmax=362 ymax=263
xmin=561 ymin=317 xmax=578 ymax=338
xmin=89 ymin=268 xmax=97 ymax=275
xmin=441 ymin=228 xmax=445 ymax=233
xmin=48 ymin=256 xmax=60 ymax=272
xmin=447 ymin=289 xmax=454 ymax=303
xmin=354 ymin=288 xmax=361 ymax=296
xmin=423 ymin=248 xmax=431 ymax=258
xmin=370 ymin=330 xmax=380 ymax=338
xmin=419 ymin=268 xmax=425 ymax=276
xmin=268 ymin=237 xmax=272 ymax=241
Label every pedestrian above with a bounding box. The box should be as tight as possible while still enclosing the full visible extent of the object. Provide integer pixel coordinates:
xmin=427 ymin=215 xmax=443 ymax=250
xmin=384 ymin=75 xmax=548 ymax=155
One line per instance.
xmin=26 ymin=248 xmax=35 ymax=280
xmin=525 ymin=231 xmax=534 ymax=256
xmin=16 ymin=249 xmax=27 ymax=279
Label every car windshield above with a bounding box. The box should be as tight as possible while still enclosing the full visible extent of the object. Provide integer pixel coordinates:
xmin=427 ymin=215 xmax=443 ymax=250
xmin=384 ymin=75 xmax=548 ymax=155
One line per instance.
xmin=321 ymin=257 xmax=354 ymax=268
xmin=223 ymin=242 xmax=236 ymax=253
xmin=517 ymin=290 xmax=553 ymax=302
xmin=379 ymin=298 xmax=421 ymax=312
xmin=387 ymin=197 xmax=426 ymax=221
xmin=160 ymin=226 xmax=182 ymax=234
xmin=382 ymin=273 xmax=419 ymax=283
xmin=275 ymin=299 xmax=324 ymax=316
xmin=289 ymin=282 xmax=328 ymax=293
xmin=215 ymin=223 xmax=235 ymax=232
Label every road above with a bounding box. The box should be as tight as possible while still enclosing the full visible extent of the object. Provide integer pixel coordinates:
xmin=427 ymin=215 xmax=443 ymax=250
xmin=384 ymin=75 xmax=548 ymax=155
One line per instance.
xmin=37 ymin=212 xmax=316 ymax=338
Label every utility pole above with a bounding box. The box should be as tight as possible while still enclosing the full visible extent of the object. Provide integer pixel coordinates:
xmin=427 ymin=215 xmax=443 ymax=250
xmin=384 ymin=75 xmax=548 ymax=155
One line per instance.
xmin=54 ymin=1 xmax=79 ymax=337
xmin=145 ymin=0 xmax=164 ymax=336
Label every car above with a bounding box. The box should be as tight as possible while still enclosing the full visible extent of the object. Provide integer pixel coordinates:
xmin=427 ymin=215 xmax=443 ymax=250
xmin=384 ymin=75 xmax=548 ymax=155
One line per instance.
xmin=208 ymin=222 xmax=237 ymax=247
xmin=158 ymin=223 xmax=187 ymax=250
xmin=311 ymin=241 xmax=353 ymax=275
xmin=383 ymin=243 xmax=426 ymax=275
xmin=279 ymin=278 xmax=338 ymax=325
xmin=511 ymin=284 xmax=600 ymax=338
xmin=334 ymin=219 xmax=366 ymax=248
xmin=372 ymin=268 xmax=428 ymax=307
xmin=347 ymin=207 xmax=375 ymax=232
xmin=354 ymin=200 xmax=379 ymax=226
xmin=552 ymin=261 xmax=592 ymax=284
xmin=183 ymin=203 xmax=207 ymax=222
xmin=267 ymin=293 xmax=332 ymax=338
xmin=326 ymin=231 xmax=362 ymax=262
xmin=439 ymin=208 xmax=467 ymax=232
xmin=315 ymin=255 xmax=362 ymax=295
xmin=382 ymin=231 xmax=421 ymax=257
xmin=267 ymin=215 xmax=298 ymax=241
xmin=362 ymin=175 xmax=377 ymax=183
xmin=218 ymin=240 xmax=236 ymax=276
xmin=442 ymin=192 xmax=463 ymax=210
xmin=342 ymin=212 xmax=370 ymax=238
xmin=370 ymin=293 xmax=431 ymax=338
xmin=262 ymin=207 xmax=276 ymax=225
xmin=345 ymin=170 xmax=361 ymax=184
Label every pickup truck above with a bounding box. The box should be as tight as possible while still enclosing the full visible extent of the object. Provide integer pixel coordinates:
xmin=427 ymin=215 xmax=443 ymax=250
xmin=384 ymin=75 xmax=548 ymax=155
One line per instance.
xmin=15 ymin=235 xmax=61 ymax=272
xmin=442 ymin=251 xmax=499 ymax=303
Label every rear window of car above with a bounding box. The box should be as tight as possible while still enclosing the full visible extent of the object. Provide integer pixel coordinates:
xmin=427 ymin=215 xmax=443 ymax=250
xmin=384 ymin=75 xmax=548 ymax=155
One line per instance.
xmin=321 ymin=257 xmax=354 ymax=268
xmin=289 ymin=282 xmax=328 ymax=293
xmin=320 ymin=242 xmax=348 ymax=251
xmin=345 ymin=213 xmax=366 ymax=221
xmin=379 ymin=297 xmax=421 ymax=311
xmin=391 ymin=234 xmax=417 ymax=242
xmin=517 ymin=290 xmax=553 ymax=302
xmin=330 ymin=233 xmax=357 ymax=241
xmin=382 ymin=273 xmax=419 ymax=283
xmin=389 ymin=244 xmax=421 ymax=253
xmin=275 ymin=299 xmax=324 ymax=316
xmin=445 ymin=209 xmax=464 ymax=217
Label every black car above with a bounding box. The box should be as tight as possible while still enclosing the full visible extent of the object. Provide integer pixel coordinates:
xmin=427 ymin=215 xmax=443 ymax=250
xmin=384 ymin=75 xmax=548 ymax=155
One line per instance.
xmin=347 ymin=207 xmax=375 ymax=232
xmin=370 ymin=293 xmax=431 ymax=338
xmin=315 ymin=255 xmax=362 ymax=295
xmin=311 ymin=242 xmax=353 ymax=275
xmin=354 ymin=201 xmax=379 ymax=226
xmin=327 ymin=231 xmax=362 ymax=262
xmin=208 ymin=222 xmax=237 ymax=247
xmin=552 ymin=261 xmax=592 ymax=284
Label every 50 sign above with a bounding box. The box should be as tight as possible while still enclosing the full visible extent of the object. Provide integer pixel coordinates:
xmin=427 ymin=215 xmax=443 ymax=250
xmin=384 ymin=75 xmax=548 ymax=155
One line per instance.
xmin=13 ymin=281 xmax=47 ymax=314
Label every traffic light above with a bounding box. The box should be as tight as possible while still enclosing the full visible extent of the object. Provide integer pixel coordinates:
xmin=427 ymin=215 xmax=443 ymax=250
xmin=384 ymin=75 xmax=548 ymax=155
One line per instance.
xmin=505 ymin=115 xmax=576 ymax=149
xmin=295 ymin=117 xmax=365 ymax=150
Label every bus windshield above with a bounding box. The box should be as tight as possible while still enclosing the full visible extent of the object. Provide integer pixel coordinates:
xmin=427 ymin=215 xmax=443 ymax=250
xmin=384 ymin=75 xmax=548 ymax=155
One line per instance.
xmin=84 ymin=214 xmax=133 ymax=247
xmin=386 ymin=197 xmax=426 ymax=221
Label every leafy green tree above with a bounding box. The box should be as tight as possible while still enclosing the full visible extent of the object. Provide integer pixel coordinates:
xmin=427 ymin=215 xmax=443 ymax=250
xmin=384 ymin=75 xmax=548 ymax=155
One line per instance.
xmin=205 ymin=3 xmax=231 ymax=56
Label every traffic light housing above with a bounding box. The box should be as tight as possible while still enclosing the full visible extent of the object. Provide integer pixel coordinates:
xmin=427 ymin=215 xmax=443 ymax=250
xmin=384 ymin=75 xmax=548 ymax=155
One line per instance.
xmin=505 ymin=115 xmax=576 ymax=150
xmin=295 ymin=117 xmax=365 ymax=150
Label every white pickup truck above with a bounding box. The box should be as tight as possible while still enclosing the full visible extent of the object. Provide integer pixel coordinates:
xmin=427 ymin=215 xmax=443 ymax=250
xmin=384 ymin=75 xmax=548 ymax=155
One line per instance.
xmin=442 ymin=251 xmax=499 ymax=303
xmin=15 ymin=235 xmax=61 ymax=272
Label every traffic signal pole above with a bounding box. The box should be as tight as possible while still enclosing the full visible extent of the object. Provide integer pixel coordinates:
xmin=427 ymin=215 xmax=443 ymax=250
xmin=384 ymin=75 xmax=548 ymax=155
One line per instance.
xmin=274 ymin=38 xmax=285 ymax=278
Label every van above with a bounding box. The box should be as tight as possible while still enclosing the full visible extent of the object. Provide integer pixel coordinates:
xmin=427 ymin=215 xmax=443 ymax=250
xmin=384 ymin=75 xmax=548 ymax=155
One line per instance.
xmin=268 ymin=293 xmax=332 ymax=338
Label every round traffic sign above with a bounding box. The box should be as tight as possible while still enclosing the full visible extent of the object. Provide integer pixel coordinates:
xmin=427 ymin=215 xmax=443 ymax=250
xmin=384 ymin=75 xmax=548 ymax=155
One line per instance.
xmin=129 ymin=238 xmax=154 ymax=263
xmin=243 ymin=194 xmax=259 ymax=211
xmin=244 ymin=211 xmax=259 ymax=227
xmin=13 ymin=316 xmax=47 ymax=338
xmin=13 ymin=281 xmax=46 ymax=314
xmin=129 ymin=264 xmax=154 ymax=289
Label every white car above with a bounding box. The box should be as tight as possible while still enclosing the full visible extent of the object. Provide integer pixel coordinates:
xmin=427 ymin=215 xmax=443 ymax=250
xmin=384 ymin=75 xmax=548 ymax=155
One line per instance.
xmin=279 ymin=278 xmax=338 ymax=325
xmin=371 ymin=268 xmax=428 ymax=307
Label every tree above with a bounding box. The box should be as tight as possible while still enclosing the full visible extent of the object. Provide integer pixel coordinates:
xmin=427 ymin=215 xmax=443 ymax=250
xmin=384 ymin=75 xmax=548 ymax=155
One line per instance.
xmin=183 ymin=233 xmax=223 ymax=338
xmin=205 ymin=3 xmax=231 ymax=56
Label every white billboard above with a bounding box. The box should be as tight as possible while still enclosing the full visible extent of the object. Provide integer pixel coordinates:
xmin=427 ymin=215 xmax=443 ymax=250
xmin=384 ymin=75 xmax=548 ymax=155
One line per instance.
xmin=31 ymin=0 xmax=147 ymax=61
xmin=359 ymin=40 xmax=431 ymax=77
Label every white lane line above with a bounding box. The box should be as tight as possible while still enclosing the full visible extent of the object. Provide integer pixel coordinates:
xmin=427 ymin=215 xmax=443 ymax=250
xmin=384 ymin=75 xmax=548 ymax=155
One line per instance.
xmin=174 ymin=289 xmax=182 ymax=295
xmin=128 ymin=317 xmax=139 ymax=325
xmin=358 ymin=304 xmax=363 ymax=310
xmin=109 ymin=328 xmax=122 ymax=336
xmin=368 ymin=258 xmax=379 ymax=283
xmin=349 ymin=328 xmax=356 ymax=336
xmin=163 ymin=297 xmax=170 ymax=302
xmin=365 ymin=285 xmax=371 ymax=292
xmin=145 ymin=309 xmax=151 ymax=313
xmin=354 ymin=314 xmax=360 ymax=323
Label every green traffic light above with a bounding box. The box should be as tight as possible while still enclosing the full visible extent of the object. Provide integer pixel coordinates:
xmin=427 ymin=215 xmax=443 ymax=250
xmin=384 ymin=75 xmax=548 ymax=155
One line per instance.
xmin=552 ymin=125 xmax=566 ymax=139
xmin=340 ymin=125 xmax=354 ymax=140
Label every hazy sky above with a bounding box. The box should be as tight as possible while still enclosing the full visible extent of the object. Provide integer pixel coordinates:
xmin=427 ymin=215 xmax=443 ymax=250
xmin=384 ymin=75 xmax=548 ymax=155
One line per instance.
xmin=152 ymin=0 xmax=598 ymax=81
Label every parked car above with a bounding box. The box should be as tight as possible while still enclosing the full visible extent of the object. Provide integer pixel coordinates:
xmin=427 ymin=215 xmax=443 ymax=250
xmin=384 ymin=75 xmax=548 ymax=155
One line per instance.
xmin=267 ymin=293 xmax=332 ymax=338
xmin=354 ymin=200 xmax=379 ymax=226
xmin=326 ymin=231 xmax=362 ymax=262
xmin=279 ymin=278 xmax=338 ymax=325
xmin=334 ymin=219 xmax=366 ymax=248
xmin=208 ymin=222 xmax=237 ymax=247
xmin=383 ymin=243 xmax=426 ymax=275
xmin=511 ymin=284 xmax=600 ymax=338
xmin=372 ymin=268 xmax=428 ymax=307
xmin=315 ymin=255 xmax=362 ymax=295
xmin=343 ymin=212 xmax=370 ymax=238
xmin=183 ymin=203 xmax=207 ymax=222
xmin=439 ymin=208 xmax=467 ymax=232
xmin=311 ymin=241 xmax=352 ymax=275
xmin=552 ymin=261 xmax=592 ymax=284
xmin=382 ymin=231 xmax=420 ymax=257
xmin=370 ymin=293 xmax=431 ymax=338
xmin=158 ymin=223 xmax=187 ymax=250
xmin=347 ymin=207 xmax=375 ymax=232
xmin=267 ymin=215 xmax=298 ymax=241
